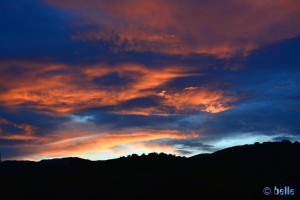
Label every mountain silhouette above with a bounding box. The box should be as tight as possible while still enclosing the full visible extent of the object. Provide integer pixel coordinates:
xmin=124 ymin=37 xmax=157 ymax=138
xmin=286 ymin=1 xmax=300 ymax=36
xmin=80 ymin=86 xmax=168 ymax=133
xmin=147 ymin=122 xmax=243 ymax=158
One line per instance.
xmin=0 ymin=141 xmax=299 ymax=200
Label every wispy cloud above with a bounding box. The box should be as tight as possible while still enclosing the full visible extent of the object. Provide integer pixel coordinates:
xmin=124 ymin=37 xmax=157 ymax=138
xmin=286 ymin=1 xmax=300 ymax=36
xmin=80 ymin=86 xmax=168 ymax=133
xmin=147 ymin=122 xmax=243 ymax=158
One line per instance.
xmin=47 ymin=0 xmax=300 ymax=57
xmin=0 ymin=61 xmax=236 ymax=115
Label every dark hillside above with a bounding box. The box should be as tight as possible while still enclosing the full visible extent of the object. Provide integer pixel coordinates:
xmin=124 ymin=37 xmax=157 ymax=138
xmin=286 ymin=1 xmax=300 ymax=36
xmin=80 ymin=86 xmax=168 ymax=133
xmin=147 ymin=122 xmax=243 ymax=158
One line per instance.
xmin=0 ymin=141 xmax=299 ymax=200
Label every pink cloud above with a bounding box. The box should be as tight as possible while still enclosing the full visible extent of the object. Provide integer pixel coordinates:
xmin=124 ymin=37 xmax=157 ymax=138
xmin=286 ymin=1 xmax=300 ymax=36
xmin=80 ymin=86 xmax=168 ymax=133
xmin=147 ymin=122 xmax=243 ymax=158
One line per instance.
xmin=47 ymin=0 xmax=300 ymax=57
xmin=2 ymin=61 xmax=228 ymax=115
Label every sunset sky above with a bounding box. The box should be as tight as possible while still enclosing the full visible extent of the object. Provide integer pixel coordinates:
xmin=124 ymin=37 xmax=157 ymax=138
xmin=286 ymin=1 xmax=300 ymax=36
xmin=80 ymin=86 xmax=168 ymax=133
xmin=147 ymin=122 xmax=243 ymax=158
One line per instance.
xmin=1 ymin=0 xmax=300 ymax=161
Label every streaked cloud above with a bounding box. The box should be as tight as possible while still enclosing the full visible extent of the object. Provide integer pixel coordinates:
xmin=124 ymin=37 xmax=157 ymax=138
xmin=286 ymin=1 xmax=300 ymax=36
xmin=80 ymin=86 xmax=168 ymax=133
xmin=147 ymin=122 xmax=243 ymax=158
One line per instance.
xmin=47 ymin=0 xmax=300 ymax=57
xmin=158 ymin=87 xmax=236 ymax=113
xmin=0 ymin=117 xmax=35 ymax=135
xmin=0 ymin=61 xmax=236 ymax=115
xmin=5 ymin=126 xmax=201 ymax=160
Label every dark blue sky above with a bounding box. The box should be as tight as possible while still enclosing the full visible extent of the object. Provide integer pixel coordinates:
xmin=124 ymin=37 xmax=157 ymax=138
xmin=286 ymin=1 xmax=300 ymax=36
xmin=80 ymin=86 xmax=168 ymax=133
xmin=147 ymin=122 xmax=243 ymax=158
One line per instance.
xmin=0 ymin=0 xmax=300 ymax=160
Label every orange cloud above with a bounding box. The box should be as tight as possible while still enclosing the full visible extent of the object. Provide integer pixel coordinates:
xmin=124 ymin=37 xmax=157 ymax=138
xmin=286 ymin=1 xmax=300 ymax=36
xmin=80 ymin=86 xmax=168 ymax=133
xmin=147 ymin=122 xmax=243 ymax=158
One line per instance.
xmin=158 ymin=87 xmax=236 ymax=113
xmin=0 ymin=118 xmax=49 ymax=147
xmin=0 ymin=117 xmax=36 ymax=136
xmin=1 ymin=115 xmax=202 ymax=159
xmin=47 ymin=0 xmax=300 ymax=57
xmin=0 ymin=61 xmax=201 ymax=115
xmin=0 ymin=134 xmax=41 ymax=142
xmin=28 ymin=129 xmax=201 ymax=158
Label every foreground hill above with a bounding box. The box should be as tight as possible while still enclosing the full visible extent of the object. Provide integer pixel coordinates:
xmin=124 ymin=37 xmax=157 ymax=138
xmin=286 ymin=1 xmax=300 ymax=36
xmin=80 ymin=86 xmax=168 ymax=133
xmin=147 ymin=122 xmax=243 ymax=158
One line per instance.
xmin=0 ymin=141 xmax=299 ymax=200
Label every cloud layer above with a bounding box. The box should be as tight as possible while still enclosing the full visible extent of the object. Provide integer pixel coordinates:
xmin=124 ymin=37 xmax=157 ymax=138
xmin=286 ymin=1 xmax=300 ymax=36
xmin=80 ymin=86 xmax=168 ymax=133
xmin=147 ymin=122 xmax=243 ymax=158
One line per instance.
xmin=47 ymin=0 xmax=300 ymax=56
xmin=0 ymin=0 xmax=300 ymax=160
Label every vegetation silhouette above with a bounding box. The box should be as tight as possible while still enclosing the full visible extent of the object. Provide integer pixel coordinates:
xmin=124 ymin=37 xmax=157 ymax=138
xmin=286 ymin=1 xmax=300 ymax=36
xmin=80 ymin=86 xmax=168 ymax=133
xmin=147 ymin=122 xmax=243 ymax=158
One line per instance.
xmin=0 ymin=140 xmax=299 ymax=200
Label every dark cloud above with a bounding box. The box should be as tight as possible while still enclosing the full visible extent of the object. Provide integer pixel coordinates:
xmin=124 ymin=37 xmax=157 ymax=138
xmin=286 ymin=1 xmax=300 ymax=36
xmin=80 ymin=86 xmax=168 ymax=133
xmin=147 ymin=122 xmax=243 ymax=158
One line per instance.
xmin=91 ymin=72 xmax=135 ymax=87
xmin=86 ymin=111 xmax=180 ymax=130
xmin=184 ymin=102 xmax=300 ymax=139
xmin=0 ymin=107 xmax=69 ymax=136
xmin=272 ymin=136 xmax=297 ymax=142
xmin=143 ymin=138 xmax=215 ymax=155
